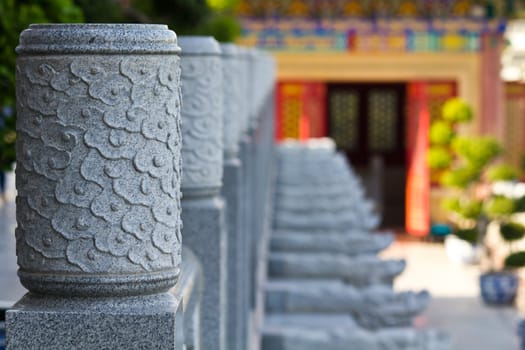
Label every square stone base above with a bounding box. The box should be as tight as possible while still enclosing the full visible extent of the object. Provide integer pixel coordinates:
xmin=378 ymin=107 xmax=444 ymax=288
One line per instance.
xmin=6 ymin=292 xmax=183 ymax=350
xmin=182 ymin=196 xmax=227 ymax=350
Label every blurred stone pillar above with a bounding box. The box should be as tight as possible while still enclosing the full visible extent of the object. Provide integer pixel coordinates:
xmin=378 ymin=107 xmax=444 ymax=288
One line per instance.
xmin=237 ymin=46 xmax=252 ymax=350
xmin=7 ymin=24 xmax=184 ymax=349
xmin=220 ymin=43 xmax=245 ymax=350
xmin=178 ymin=36 xmax=227 ymax=350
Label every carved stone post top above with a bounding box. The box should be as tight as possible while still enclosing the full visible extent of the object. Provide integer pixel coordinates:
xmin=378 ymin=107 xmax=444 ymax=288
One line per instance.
xmin=17 ymin=23 xmax=180 ymax=54
xmin=236 ymin=46 xmax=251 ymax=136
xmin=220 ymin=43 xmax=238 ymax=57
xmin=247 ymin=49 xmax=276 ymax=129
xmin=245 ymin=48 xmax=259 ymax=131
xmin=15 ymin=24 xmax=183 ymax=297
xmin=219 ymin=43 xmax=243 ymax=159
xmin=178 ymin=36 xmax=224 ymax=197
xmin=178 ymin=36 xmax=221 ymax=55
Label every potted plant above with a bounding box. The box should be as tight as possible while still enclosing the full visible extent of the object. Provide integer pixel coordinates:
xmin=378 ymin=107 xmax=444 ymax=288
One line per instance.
xmin=478 ymin=193 xmax=525 ymax=305
xmin=428 ymin=98 xmax=525 ymax=305
xmin=428 ymin=98 xmax=495 ymax=264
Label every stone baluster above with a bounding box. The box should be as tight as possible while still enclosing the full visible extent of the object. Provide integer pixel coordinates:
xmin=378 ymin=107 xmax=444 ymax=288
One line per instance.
xmin=178 ymin=36 xmax=227 ymax=350
xmin=247 ymin=49 xmax=278 ymax=350
xmin=236 ymin=46 xmax=252 ymax=350
xmin=7 ymin=24 xmax=184 ymax=349
xmin=219 ymin=43 xmax=244 ymax=350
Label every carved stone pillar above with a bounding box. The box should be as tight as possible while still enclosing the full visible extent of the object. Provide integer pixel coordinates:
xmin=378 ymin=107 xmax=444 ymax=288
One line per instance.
xmin=7 ymin=24 xmax=184 ymax=349
xmin=219 ymin=43 xmax=244 ymax=350
xmin=178 ymin=36 xmax=227 ymax=350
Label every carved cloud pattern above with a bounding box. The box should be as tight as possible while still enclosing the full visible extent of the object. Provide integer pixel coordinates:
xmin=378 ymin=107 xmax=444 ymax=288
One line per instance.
xmin=180 ymin=56 xmax=223 ymax=191
xmin=15 ymin=55 xmax=182 ymax=274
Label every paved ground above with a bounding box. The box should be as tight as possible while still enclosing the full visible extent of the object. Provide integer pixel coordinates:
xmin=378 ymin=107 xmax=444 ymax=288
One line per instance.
xmin=382 ymin=239 xmax=521 ymax=350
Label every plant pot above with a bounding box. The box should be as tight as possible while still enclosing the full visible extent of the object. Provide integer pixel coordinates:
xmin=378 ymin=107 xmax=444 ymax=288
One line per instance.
xmin=444 ymin=234 xmax=482 ymax=265
xmin=517 ymin=319 xmax=525 ymax=350
xmin=479 ymin=272 xmax=519 ymax=305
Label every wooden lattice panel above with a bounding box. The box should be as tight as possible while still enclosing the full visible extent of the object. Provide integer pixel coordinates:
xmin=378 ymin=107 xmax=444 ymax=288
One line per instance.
xmin=329 ymin=90 xmax=359 ymax=150
xmin=368 ymin=90 xmax=398 ymax=151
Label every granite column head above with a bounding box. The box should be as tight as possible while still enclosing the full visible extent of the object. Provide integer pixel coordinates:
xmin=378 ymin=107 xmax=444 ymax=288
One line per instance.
xmin=179 ymin=36 xmax=224 ymax=198
xmin=220 ymin=43 xmax=243 ymax=160
xmin=237 ymin=47 xmax=251 ymax=138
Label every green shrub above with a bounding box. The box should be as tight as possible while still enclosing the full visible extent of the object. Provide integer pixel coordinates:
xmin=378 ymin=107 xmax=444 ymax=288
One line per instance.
xmin=0 ymin=0 xmax=83 ymax=171
xmin=442 ymin=197 xmax=461 ymax=213
xmin=485 ymin=196 xmax=516 ymax=218
xmin=515 ymin=196 xmax=525 ymax=212
xmin=430 ymin=121 xmax=454 ymax=145
xmin=442 ymin=98 xmax=473 ymax=123
xmin=486 ymin=164 xmax=520 ymax=182
xmin=504 ymin=251 xmax=525 ymax=268
xmin=451 ymin=136 xmax=501 ymax=168
xmin=455 ymin=227 xmax=479 ymax=244
xmin=500 ymin=221 xmax=525 ymax=242
xmin=427 ymin=147 xmax=452 ymax=170
xmin=440 ymin=166 xmax=480 ymax=188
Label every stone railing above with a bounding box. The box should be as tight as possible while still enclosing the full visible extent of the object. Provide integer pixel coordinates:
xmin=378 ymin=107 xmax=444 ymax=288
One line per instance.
xmin=4 ymin=24 xmax=276 ymax=350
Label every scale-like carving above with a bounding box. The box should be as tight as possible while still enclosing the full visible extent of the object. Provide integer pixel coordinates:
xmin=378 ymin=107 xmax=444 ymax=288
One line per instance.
xmin=16 ymin=53 xmax=182 ymax=295
xmin=180 ymin=55 xmax=223 ymax=194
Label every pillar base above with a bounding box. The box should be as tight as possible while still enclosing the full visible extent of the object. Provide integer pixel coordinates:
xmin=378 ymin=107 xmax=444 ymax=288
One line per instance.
xmin=6 ymin=292 xmax=183 ymax=350
xmin=181 ymin=196 xmax=227 ymax=350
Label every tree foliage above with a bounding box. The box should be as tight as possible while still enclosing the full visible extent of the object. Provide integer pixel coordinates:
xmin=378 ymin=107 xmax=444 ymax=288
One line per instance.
xmin=0 ymin=0 xmax=83 ymax=171
xmin=0 ymin=0 xmax=242 ymax=171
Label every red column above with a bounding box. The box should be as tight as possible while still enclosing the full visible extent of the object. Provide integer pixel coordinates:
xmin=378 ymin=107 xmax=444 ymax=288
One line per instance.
xmin=406 ymin=82 xmax=430 ymax=237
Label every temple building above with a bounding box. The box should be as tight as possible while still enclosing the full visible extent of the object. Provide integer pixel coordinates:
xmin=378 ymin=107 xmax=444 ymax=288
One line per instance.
xmin=235 ymin=0 xmax=525 ymax=234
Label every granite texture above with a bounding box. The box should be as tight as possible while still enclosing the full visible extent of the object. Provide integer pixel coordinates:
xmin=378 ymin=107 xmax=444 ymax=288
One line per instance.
xmin=7 ymin=292 xmax=184 ymax=350
xmin=179 ymin=36 xmax=223 ymax=197
xmin=239 ymin=136 xmax=253 ymax=350
xmin=261 ymin=140 xmax=451 ymax=350
xmin=220 ymin=43 xmax=242 ymax=159
xmin=270 ymin=232 xmax=393 ymax=255
xmin=268 ymin=253 xmax=405 ymax=287
xmin=246 ymin=49 xmax=257 ymax=130
xmin=219 ymin=44 xmax=244 ymax=350
xmin=171 ymin=247 xmax=203 ymax=350
xmin=6 ymin=293 xmax=184 ymax=350
xmin=8 ymin=23 xmax=185 ymax=350
xmin=181 ymin=197 xmax=227 ymax=350
xmin=262 ymin=319 xmax=451 ymax=350
xmin=17 ymin=24 xmax=180 ymax=54
xmin=236 ymin=47 xmax=250 ymax=138
xmin=15 ymin=23 xmax=182 ymax=297
xmin=222 ymin=159 xmax=244 ymax=350
xmin=273 ymin=208 xmax=380 ymax=232
xmin=179 ymin=36 xmax=227 ymax=350
xmin=265 ymin=280 xmax=430 ymax=330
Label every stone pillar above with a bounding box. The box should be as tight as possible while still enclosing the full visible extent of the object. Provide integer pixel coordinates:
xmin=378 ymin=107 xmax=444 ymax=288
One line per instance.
xmin=178 ymin=36 xmax=227 ymax=350
xmin=237 ymin=46 xmax=252 ymax=350
xmin=240 ymin=49 xmax=258 ymax=348
xmin=251 ymin=51 xmax=277 ymax=350
xmin=7 ymin=24 xmax=184 ymax=349
xmin=219 ymin=43 xmax=244 ymax=350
